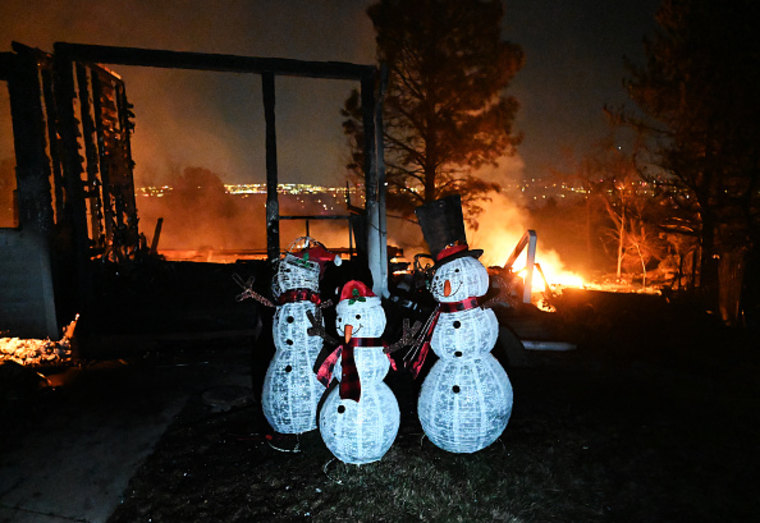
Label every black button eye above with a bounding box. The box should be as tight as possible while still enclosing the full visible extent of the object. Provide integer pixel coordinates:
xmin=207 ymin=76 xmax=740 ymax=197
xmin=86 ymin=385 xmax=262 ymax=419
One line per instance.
xmin=453 ymin=321 xmax=461 ymax=329
xmin=337 ymin=405 xmax=346 ymax=414
xmin=286 ymin=339 xmax=293 ymax=345
xmin=286 ymin=316 xmax=294 ymax=323
xmin=455 ymin=268 xmax=460 ymax=272
xmin=455 ymin=351 xmax=462 ymax=357
xmin=337 ymin=317 xmax=342 ymax=323
xmin=285 ymin=365 xmax=292 ymax=372
xmin=355 ymin=314 xmax=361 ymax=320
xmin=452 ymin=385 xmax=460 ymax=393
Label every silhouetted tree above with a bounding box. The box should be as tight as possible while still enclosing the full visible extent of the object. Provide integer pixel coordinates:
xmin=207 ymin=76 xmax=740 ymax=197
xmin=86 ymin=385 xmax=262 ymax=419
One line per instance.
xmin=553 ymin=137 xmax=666 ymax=285
xmin=342 ymin=0 xmax=523 ymax=224
xmin=619 ymin=0 xmax=760 ymax=317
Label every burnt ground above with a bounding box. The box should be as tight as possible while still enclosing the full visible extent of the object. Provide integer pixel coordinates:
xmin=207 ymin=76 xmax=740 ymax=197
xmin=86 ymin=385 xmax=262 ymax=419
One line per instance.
xmin=3 ymin=260 xmax=759 ymax=522
xmin=104 ymin=287 xmax=759 ymax=522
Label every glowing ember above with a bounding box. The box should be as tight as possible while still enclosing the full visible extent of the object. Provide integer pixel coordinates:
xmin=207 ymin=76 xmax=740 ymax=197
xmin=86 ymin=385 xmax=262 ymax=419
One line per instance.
xmin=530 ymin=251 xmax=585 ymax=290
xmin=464 ymin=193 xmax=586 ymax=304
xmin=476 ymin=230 xmax=585 ymax=297
xmin=0 ymin=315 xmax=78 ymax=367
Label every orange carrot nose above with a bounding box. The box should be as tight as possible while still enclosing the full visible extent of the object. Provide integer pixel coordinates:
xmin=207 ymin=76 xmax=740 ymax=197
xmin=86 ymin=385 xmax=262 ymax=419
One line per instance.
xmin=444 ymin=279 xmax=452 ymax=297
xmin=344 ymin=323 xmax=353 ymax=344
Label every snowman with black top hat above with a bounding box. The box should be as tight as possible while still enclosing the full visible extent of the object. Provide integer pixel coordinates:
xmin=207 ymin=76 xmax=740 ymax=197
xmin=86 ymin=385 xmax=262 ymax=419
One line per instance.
xmin=407 ymin=194 xmax=513 ymax=454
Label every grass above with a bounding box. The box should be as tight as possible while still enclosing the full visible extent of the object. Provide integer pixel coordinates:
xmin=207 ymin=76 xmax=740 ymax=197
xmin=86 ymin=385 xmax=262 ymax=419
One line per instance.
xmin=108 ymin=293 xmax=760 ymax=522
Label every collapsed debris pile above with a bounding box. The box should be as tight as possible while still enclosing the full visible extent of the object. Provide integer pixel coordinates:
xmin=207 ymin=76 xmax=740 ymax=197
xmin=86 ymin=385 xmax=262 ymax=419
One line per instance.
xmin=0 ymin=315 xmax=78 ymax=367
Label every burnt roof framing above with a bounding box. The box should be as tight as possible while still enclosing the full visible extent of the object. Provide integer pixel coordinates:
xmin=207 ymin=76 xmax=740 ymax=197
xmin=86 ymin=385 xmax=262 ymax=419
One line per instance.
xmin=52 ymin=42 xmax=389 ymax=295
xmin=54 ymin=42 xmax=375 ymax=80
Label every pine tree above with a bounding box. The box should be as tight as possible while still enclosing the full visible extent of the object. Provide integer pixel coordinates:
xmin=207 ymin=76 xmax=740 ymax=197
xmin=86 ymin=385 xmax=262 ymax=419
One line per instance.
xmin=621 ymin=0 xmax=760 ymax=317
xmin=342 ymin=0 xmax=523 ymax=224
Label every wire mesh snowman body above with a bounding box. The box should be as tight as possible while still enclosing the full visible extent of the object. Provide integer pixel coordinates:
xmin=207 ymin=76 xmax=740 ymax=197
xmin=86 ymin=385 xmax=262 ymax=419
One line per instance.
xmin=319 ymin=293 xmax=400 ymax=465
xmin=418 ymin=256 xmax=514 ymax=453
xmin=261 ymin=252 xmax=326 ymax=434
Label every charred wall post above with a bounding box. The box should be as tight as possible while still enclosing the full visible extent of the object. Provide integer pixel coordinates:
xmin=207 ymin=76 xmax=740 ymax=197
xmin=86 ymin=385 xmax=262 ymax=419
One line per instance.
xmin=1 ymin=45 xmax=59 ymax=336
xmin=5 ymin=48 xmax=55 ymax=233
xmin=51 ymin=43 xmax=384 ymax=280
xmin=52 ymin=50 xmax=94 ymax=314
xmin=2 ymin=41 xmax=390 ymax=335
xmin=75 ymin=63 xmax=105 ymax=250
xmin=50 ymin=43 xmax=388 ymax=288
xmin=361 ymin=71 xmax=381 ymax=296
xmin=262 ymin=72 xmax=280 ymax=263
xmin=375 ymin=65 xmax=389 ymax=297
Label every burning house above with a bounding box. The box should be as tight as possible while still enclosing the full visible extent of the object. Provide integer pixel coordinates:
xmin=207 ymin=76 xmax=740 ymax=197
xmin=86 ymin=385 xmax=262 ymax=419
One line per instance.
xmin=0 ymin=42 xmax=390 ymax=343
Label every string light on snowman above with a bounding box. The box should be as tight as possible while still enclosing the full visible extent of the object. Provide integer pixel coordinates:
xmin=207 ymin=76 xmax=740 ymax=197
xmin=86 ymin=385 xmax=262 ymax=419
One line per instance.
xmin=406 ymin=195 xmax=514 ymax=454
xmin=237 ymin=237 xmax=341 ymax=437
xmin=309 ymin=280 xmax=419 ymax=465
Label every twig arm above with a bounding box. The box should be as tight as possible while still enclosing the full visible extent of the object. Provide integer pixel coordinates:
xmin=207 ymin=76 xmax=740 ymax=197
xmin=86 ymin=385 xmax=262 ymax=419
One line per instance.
xmin=385 ymin=318 xmax=422 ymax=354
xmin=232 ymin=273 xmax=276 ymax=308
xmin=306 ymin=309 xmax=339 ymax=346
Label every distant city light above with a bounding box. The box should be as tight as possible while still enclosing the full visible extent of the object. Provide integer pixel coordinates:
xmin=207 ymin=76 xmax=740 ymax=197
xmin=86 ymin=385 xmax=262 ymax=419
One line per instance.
xmin=136 ymin=183 xmax=365 ymax=199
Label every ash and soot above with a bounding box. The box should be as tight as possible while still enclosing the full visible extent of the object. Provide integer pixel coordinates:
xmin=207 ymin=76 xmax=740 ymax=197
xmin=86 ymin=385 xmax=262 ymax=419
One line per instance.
xmin=0 ymin=315 xmax=78 ymax=367
xmin=104 ymin=294 xmax=759 ymax=522
xmin=2 ymin=0 xmax=759 ymax=519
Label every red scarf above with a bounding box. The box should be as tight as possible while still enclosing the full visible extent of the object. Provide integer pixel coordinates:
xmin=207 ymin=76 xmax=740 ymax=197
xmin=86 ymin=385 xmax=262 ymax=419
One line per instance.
xmin=278 ymin=288 xmax=321 ymax=306
xmin=316 ymin=338 xmax=396 ymax=401
xmin=406 ymin=296 xmax=481 ymax=379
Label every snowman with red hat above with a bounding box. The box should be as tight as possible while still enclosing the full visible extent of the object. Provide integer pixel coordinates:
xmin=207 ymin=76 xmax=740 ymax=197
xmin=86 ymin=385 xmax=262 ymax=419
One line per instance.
xmin=257 ymin=237 xmax=341 ymax=436
xmin=312 ymin=280 xmax=403 ymax=465
xmin=407 ymin=195 xmax=513 ymax=454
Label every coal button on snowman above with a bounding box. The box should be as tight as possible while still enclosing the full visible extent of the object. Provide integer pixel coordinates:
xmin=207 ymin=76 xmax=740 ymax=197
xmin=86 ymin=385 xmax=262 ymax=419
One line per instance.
xmin=410 ymin=195 xmax=514 ymax=454
xmin=261 ymin=238 xmax=340 ymax=435
xmin=315 ymin=280 xmax=400 ymax=465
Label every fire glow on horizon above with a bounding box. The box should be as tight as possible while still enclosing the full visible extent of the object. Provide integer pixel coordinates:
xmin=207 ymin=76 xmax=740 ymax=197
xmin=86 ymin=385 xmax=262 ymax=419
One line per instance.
xmin=467 ymin=193 xmax=585 ymax=298
xmin=136 ymin=180 xmax=587 ymax=296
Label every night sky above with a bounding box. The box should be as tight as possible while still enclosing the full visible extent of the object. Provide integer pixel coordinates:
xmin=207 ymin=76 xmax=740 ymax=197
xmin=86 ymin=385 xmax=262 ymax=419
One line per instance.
xmin=1 ymin=0 xmax=661 ymax=188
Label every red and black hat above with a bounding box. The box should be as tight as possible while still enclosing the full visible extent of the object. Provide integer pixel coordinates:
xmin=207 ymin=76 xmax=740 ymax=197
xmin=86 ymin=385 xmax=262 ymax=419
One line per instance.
xmin=414 ymin=194 xmax=483 ymax=267
xmin=282 ymin=236 xmax=342 ymax=277
xmin=304 ymin=243 xmax=342 ymax=272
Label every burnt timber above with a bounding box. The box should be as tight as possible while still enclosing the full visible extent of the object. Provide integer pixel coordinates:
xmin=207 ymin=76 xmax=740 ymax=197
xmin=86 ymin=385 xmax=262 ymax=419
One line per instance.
xmin=0 ymin=41 xmax=388 ymax=341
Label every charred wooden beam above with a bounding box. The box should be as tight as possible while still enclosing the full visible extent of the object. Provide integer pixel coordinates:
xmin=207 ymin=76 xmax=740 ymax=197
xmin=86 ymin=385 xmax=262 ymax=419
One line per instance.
xmin=278 ymin=215 xmax=352 ymax=220
xmin=75 ymin=64 xmax=106 ymax=249
xmin=52 ymin=51 xmax=94 ymax=311
xmin=50 ymin=41 xmax=387 ymax=290
xmin=53 ymin=42 xmax=376 ymax=81
xmin=262 ymin=72 xmax=280 ymax=263
xmin=361 ymin=71 xmax=383 ymax=296
xmin=375 ymin=65 xmax=389 ymax=296
xmin=39 ymin=66 xmax=66 ymax=220
xmin=150 ymin=217 xmax=163 ymax=255
xmin=3 ymin=45 xmax=60 ymax=336
xmin=5 ymin=48 xmax=55 ymax=233
xmin=90 ymin=67 xmax=141 ymax=261
xmin=0 ymin=53 xmax=14 ymax=81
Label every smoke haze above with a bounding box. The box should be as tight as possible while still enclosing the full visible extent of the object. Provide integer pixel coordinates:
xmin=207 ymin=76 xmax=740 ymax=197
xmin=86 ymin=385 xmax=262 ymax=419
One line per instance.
xmin=0 ymin=0 xmax=376 ymax=188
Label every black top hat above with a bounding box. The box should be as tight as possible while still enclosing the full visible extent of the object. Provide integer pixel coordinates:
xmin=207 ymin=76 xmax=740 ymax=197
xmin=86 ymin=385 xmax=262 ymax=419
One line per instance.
xmin=414 ymin=194 xmax=483 ymax=266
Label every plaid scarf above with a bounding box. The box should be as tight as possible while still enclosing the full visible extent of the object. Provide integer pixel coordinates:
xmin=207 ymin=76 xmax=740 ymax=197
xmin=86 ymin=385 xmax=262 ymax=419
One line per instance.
xmin=278 ymin=288 xmax=321 ymax=305
xmin=405 ymin=296 xmax=481 ymax=379
xmin=315 ymin=338 xmax=396 ymax=401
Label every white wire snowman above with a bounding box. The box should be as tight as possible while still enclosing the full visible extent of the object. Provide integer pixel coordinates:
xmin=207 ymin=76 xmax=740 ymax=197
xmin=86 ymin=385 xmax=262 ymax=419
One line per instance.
xmin=308 ymin=280 xmax=419 ymax=465
xmin=236 ymin=237 xmax=340 ymax=438
xmin=406 ymin=195 xmax=514 ymax=454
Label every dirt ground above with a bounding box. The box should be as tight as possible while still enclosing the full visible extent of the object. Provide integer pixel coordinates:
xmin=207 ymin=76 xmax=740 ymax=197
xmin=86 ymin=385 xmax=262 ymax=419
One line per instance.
xmin=105 ymin=291 xmax=760 ymax=522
